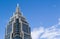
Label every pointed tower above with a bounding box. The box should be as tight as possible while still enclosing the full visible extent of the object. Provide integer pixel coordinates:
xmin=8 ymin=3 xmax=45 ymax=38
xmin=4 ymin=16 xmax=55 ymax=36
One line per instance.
xmin=15 ymin=4 xmax=22 ymax=15
xmin=5 ymin=4 xmax=32 ymax=39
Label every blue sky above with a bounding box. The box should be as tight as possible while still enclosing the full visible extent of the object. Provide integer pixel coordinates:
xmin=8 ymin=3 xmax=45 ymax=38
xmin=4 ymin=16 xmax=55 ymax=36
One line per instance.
xmin=0 ymin=0 xmax=60 ymax=39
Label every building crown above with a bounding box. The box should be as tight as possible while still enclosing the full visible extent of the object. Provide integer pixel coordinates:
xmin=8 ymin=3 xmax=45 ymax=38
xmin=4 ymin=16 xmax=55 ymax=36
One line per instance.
xmin=14 ymin=3 xmax=22 ymax=15
xmin=16 ymin=3 xmax=20 ymax=13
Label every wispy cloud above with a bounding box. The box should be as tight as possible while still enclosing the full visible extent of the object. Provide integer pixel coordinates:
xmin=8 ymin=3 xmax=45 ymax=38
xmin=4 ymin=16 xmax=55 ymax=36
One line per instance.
xmin=31 ymin=27 xmax=44 ymax=39
xmin=31 ymin=18 xmax=60 ymax=39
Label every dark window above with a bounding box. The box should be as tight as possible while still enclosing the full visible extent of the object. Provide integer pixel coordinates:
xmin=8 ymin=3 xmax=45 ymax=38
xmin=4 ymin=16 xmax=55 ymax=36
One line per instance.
xmin=22 ymin=23 xmax=28 ymax=33
xmin=13 ymin=36 xmax=22 ymax=39
xmin=29 ymin=27 xmax=31 ymax=34
xmin=13 ymin=19 xmax=21 ymax=34
xmin=5 ymin=34 xmax=10 ymax=39
xmin=24 ymin=34 xmax=30 ymax=39
xmin=7 ymin=23 xmax=12 ymax=34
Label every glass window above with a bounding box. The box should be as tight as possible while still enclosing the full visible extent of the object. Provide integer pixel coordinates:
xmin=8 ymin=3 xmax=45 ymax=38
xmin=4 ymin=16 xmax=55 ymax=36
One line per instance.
xmin=13 ymin=36 xmax=22 ymax=39
xmin=5 ymin=34 xmax=10 ymax=39
xmin=7 ymin=23 xmax=12 ymax=34
xmin=29 ymin=27 xmax=31 ymax=34
xmin=24 ymin=34 xmax=30 ymax=39
xmin=13 ymin=19 xmax=21 ymax=34
xmin=22 ymin=23 xmax=28 ymax=33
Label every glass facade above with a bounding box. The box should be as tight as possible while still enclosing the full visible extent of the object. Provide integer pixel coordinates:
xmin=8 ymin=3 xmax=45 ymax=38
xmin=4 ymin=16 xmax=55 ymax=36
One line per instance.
xmin=5 ymin=33 xmax=10 ymax=39
xmin=13 ymin=19 xmax=22 ymax=39
xmin=13 ymin=36 xmax=22 ymax=39
xmin=5 ymin=4 xmax=32 ymax=39
xmin=5 ymin=22 xmax=12 ymax=39
xmin=7 ymin=23 xmax=12 ymax=34
xmin=28 ymin=27 xmax=31 ymax=34
xmin=14 ymin=19 xmax=20 ymax=33
xmin=24 ymin=33 xmax=30 ymax=39
xmin=22 ymin=23 xmax=28 ymax=33
xmin=5 ymin=16 xmax=31 ymax=39
xmin=13 ymin=19 xmax=21 ymax=36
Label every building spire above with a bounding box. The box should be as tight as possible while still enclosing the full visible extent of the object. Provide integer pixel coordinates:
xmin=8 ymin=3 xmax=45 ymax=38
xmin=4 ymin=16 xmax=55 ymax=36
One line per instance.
xmin=13 ymin=4 xmax=22 ymax=17
xmin=16 ymin=3 xmax=20 ymax=13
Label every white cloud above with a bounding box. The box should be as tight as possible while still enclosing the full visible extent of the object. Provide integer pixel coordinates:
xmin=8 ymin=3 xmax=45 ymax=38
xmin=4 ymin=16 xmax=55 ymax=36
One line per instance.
xmin=31 ymin=27 xmax=44 ymax=39
xmin=31 ymin=19 xmax=60 ymax=39
xmin=40 ymin=26 xmax=60 ymax=39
